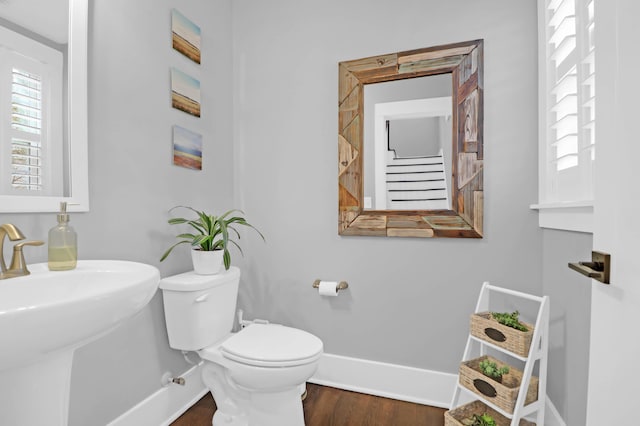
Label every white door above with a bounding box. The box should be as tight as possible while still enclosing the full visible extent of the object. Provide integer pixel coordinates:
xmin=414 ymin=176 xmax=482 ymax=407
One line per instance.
xmin=586 ymin=1 xmax=640 ymax=423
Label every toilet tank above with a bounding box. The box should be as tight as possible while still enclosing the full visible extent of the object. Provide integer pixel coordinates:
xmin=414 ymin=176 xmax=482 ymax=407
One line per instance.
xmin=159 ymin=266 xmax=240 ymax=351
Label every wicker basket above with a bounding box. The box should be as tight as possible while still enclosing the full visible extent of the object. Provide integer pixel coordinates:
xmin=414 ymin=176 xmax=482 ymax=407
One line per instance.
xmin=470 ymin=312 xmax=534 ymax=357
xmin=445 ymin=400 xmax=536 ymax=426
xmin=459 ymin=355 xmax=538 ymax=413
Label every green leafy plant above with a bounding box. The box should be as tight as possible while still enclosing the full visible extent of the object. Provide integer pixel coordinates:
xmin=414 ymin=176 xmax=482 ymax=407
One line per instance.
xmin=160 ymin=206 xmax=264 ymax=270
xmin=461 ymin=413 xmax=497 ymax=426
xmin=491 ymin=310 xmax=528 ymax=332
xmin=478 ymin=359 xmax=509 ymax=381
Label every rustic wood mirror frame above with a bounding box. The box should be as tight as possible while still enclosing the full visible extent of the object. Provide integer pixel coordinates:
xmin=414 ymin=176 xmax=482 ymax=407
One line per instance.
xmin=338 ymin=39 xmax=484 ymax=238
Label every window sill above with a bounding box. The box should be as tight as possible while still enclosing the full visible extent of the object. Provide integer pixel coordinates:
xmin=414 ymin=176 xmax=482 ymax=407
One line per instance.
xmin=530 ymin=201 xmax=593 ymax=233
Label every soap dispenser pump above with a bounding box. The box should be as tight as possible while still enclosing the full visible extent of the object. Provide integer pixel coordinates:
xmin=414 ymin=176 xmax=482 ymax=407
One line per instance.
xmin=48 ymin=202 xmax=77 ymax=271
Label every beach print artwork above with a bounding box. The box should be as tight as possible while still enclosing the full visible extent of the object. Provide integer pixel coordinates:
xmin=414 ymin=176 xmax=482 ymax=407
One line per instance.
xmin=171 ymin=9 xmax=201 ymax=64
xmin=171 ymin=68 xmax=201 ymax=117
xmin=173 ymin=125 xmax=202 ymax=170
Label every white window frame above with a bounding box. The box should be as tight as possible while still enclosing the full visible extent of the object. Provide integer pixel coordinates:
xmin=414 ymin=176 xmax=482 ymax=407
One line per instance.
xmin=0 ymin=25 xmax=63 ymax=198
xmin=531 ymin=0 xmax=595 ymax=233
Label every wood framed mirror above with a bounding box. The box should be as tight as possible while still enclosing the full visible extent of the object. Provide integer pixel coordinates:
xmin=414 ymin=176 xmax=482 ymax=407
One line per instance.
xmin=338 ymin=39 xmax=483 ymax=238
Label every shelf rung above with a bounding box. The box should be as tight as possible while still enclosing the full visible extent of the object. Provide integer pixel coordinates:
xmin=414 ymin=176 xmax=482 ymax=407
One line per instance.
xmin=457 ymin=385 xmax=513 ymax=419
xmin=468 ymin=335 xmax=536 ymax=362
xmin=482 ymin=283 xmax=546 ymax=303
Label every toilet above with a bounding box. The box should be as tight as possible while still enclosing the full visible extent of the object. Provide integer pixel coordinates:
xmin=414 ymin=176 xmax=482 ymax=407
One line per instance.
xmin=159 ymin=267 xmax=323 ymax=426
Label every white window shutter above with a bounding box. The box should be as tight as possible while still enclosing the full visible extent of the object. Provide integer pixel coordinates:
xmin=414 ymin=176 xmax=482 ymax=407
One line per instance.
xmin=11 ymin=68 xmax=43 ymax=192
xmin=540 ymin=0 xmax=595 ymax=202
xmin=533 ymin=0 xmax=595 ymax=232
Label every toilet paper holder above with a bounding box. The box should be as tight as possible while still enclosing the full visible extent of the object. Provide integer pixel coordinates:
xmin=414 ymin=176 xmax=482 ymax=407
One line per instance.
xmin=312 ymin=279 xmax=349 ymax=291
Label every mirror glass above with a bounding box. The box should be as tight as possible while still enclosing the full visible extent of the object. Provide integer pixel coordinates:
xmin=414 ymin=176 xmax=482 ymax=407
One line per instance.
xmin=338 ymin=40 xmax=484 ymax=238
xmin=363 ymin=74 xmax=452 ymax=211
xmin=0 ymin=0 xmax=88 ymax=212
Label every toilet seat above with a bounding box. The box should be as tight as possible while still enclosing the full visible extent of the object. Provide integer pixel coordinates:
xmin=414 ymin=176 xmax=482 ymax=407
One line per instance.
xmin=219 ymin=323 xmax=323 ymax=368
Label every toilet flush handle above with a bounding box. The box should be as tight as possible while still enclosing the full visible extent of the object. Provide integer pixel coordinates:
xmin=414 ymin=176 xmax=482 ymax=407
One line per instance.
xmin=194 ymin=293 xmax=209 ymax=303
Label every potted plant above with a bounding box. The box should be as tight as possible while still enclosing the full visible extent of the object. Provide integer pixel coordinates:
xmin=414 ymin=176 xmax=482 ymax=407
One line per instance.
xmin=461 ymin=413 xmax=497 ymax=426
xmin=470 ymin=310 xmax=534 ymax=357
xmin=160 ymin=206 xmax=264 ymax=274
xmin=478 ymin=358 xmax=509 ymax=383
xmin=491 ymin=311 xmax=529 ymax=332
xmin=459 ymin=355 xmax=539 ymax=414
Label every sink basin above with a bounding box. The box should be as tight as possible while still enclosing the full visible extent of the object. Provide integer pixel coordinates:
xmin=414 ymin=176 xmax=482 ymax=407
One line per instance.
xmin=0 ymin=260 xmax=160 ymax=370
xmin=0 ymin=260 xmax=160 ymax=425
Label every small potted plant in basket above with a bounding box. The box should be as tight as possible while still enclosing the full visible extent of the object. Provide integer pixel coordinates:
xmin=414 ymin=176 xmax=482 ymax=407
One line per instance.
xmin=461 ymin=413 xmax=497 ymax=426
xmin=160 ymin=206 xmax=264 ymax=275
xmin=470 ymin=309 xmax=534 ymax=357
xmin=478 ymin=358 xmax=509 ymax=383
xmin=491 ymin=311 xmax=529 ymax=332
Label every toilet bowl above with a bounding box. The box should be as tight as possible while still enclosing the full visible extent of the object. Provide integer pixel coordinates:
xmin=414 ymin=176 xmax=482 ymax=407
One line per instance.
xmin=159 ymin=267 xmax=323 ymax=426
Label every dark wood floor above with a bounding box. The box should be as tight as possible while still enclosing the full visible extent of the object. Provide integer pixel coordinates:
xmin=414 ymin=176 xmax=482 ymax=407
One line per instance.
xmin=171 ymin=383 xmax=445 ymax=426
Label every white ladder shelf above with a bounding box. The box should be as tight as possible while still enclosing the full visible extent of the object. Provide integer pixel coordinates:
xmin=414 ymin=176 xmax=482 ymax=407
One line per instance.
xmin=450 ymin=282 xmax=549 ymax=426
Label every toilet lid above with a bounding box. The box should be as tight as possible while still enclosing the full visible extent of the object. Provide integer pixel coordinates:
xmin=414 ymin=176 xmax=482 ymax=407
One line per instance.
xmin=220 ymin=323 xmax=323 ymax=367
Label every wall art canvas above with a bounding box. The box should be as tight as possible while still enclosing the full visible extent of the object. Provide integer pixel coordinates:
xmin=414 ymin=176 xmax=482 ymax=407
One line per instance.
xmin=171 ymin=9 xmax=201 ymax=64
xmin=171 ymin=67 xmax=201 ymax=117
xmin=173 ymin=125 xmax=202 ymax=170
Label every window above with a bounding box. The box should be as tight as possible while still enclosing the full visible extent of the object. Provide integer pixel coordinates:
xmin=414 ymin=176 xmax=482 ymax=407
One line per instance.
xmin=533 ymin=0 xmax=595 ymax=232
xmin=11 ymin=68 xmax=43 ymax=191
xmin=0 ymin=25 xmax=63 ymax=197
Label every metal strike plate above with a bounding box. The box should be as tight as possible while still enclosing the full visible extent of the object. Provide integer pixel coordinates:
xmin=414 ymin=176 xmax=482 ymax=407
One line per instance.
xmin=568 ymin=251 xmax=611 ymax=284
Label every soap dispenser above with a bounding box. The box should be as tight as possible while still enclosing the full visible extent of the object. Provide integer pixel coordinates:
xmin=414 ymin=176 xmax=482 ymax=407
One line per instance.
xmin=48 ymin=202 xmax=77 ymax=271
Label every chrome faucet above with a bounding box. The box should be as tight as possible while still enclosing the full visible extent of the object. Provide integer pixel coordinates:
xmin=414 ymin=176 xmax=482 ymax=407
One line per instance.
xmin=0 ymin=224 xmax=44 ymax=279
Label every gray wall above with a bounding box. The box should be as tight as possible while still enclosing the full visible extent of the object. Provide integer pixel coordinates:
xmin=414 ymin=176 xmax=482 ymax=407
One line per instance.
xmin=542 ymin=229 xmax=592 ymax=426
xmin=0 ymin=0 xmax=233 ymax=424
xmin=232 ymin=0 xmax=541 ymax=373
xmin=389 ymin=117 xmax=441 ymax=157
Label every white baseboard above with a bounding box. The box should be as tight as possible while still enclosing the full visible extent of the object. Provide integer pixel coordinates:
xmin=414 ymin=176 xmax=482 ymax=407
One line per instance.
xmin=309 ymin=353 xmax=457 ymax=408
xmin=107 ymin=353 xmax=566 ymax=426
xmin=107 ymin=363 xmax=207 ymax=426
xmin=310 ymin=353 xmax=567 ymax=426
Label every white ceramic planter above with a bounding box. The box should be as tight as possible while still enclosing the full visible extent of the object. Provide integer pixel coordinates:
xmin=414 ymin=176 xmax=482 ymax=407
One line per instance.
xmin=191 ymin=249 xmax=223 ymax=275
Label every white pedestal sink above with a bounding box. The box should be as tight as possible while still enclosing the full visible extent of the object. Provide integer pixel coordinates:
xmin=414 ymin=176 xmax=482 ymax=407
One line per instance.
xmin=0 ymin=260 xmax=160 ymax=425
